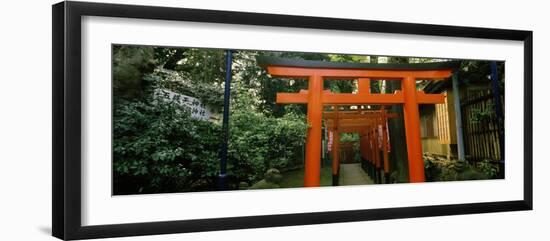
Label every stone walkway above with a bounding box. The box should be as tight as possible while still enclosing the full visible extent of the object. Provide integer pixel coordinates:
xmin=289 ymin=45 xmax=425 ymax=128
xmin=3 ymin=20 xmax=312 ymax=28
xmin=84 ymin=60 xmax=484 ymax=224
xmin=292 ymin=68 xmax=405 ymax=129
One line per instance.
xmin=339 ymin=163 xmax=374 ymax=185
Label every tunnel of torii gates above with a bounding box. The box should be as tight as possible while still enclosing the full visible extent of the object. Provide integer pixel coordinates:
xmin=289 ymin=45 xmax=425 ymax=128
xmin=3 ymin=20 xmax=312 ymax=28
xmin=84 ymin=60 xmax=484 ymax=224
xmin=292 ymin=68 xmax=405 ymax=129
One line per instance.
xmin=257 ymin=56 xmax=459 ymax=187
xmin=325 ymin=108 xmax=398 ymax=185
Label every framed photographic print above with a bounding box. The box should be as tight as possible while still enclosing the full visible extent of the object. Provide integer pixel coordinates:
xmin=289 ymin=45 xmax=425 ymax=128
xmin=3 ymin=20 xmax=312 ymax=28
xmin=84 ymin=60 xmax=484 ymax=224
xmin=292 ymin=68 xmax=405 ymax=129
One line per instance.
xmin=52 ymin=1 xmax=533 ymax=240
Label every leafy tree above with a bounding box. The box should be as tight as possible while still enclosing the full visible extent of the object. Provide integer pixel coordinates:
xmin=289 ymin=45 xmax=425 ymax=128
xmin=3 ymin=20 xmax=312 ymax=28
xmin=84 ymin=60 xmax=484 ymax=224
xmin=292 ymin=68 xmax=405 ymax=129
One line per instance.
xmin=459 ymin=60 xmax=504 ymax=90
xmin=228 ymin=111 xmax=308 ymax=184
xmin=232 ymin=50 xmax=311 ymax=117
xmin=112 ymin=45 xmax=157 ymax=98
xmin=113 ymin=95 xmax=222 ymax=194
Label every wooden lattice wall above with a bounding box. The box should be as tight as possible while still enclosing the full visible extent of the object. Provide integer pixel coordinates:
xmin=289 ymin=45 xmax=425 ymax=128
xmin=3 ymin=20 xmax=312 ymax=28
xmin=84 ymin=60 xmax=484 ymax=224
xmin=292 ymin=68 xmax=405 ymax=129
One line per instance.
xmin=461 ymin=87 xmax=504 ymax=161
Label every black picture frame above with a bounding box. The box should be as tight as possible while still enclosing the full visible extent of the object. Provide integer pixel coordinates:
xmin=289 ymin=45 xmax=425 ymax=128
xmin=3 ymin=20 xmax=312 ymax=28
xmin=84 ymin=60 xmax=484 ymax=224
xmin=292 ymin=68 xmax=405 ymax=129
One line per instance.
xmin=52 ymin=1 xmax=533 ymax=240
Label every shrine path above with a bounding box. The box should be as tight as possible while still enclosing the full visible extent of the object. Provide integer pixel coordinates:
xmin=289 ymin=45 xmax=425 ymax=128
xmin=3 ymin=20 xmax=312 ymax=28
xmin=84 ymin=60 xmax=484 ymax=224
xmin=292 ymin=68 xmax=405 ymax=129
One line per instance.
xmin=338 ymin=163 xmax=374 ymax=185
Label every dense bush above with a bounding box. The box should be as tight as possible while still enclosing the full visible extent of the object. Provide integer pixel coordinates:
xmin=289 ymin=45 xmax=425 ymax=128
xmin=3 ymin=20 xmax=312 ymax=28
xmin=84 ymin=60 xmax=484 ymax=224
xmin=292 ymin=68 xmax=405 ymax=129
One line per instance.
xmin=228 ymin=111 xmax=308 ymax=184
xmin=249 ymin=168 xmax=283 ymax=189
xmin=112 ymin=96 xmax=222 ymax=194
xmin=423 ymin=153 xmax=498 ymax=182
xmin=113 ymin=96 xmax=307 ymax=193
xmin=112 ymin=45 xmax=157 ymax=98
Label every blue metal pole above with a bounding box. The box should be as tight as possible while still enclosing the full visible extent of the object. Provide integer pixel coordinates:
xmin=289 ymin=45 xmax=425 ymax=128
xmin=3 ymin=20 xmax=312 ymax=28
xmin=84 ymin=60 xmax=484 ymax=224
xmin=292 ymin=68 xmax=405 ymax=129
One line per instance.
xmin=218 ymin=50 xmax=232 ymax=190
xmin=490 ymin=61 xmax=505 ymax=177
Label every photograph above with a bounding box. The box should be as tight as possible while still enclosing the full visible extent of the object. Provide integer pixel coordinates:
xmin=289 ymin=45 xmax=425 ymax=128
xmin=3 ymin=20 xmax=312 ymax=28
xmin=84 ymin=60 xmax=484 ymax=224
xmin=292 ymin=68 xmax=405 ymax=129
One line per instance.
xmin=112 ymin=44 xmax=505 ymax=195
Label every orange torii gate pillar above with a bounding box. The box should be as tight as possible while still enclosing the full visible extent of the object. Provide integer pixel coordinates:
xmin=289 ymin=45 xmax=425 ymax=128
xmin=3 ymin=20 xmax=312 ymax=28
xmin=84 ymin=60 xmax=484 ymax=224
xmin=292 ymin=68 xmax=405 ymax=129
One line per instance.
xmin=369 ymin=108 xmax=392 ymax=184
xmin=329 ymin=107 xmax=341 ymax=186
xmin=258 ymin=56 xmax=456 ymax=186
xmin=331 ymin=129 xmax=340 ymax=185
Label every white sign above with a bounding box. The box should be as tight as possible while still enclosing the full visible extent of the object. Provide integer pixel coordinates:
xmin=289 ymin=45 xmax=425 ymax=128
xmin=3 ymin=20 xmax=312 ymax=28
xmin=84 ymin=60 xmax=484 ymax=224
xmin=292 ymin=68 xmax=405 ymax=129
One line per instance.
xmin=154 ymin=88 xmax=217 ymax=121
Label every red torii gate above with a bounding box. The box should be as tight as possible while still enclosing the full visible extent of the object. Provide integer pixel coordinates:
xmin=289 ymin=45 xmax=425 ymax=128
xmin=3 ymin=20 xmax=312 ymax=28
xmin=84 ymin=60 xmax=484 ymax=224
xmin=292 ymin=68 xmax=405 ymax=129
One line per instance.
xmin=258 ymin=57 xmax=457 ymax=187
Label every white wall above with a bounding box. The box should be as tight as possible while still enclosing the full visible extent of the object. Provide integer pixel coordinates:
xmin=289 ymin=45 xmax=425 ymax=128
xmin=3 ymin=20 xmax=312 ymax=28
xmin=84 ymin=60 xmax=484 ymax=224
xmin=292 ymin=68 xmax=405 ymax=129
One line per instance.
xmin=0 ymin=0 xmax=548 ymax=240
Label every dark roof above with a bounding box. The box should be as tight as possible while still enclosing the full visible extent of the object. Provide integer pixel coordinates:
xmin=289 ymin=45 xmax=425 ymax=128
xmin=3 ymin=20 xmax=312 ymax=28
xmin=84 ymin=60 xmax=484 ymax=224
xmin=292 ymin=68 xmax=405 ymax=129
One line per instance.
xmin=256 ymin=56 xmax=461 ymax=71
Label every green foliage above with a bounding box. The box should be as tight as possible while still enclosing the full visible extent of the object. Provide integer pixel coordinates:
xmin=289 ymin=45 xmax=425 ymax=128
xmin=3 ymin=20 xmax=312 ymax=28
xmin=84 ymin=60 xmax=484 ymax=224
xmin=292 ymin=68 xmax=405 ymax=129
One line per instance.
xmin=154 ymin=47 xmax=226 ymax=85
xmin=470 ymin=102 xmax=495 ymax=123
xmin=340 ymin=133 xmax=361 ymax=162
xmin=328 ymin=54 xmax=369 ymax=63
xmin=112 ymin=95 xmax=222 ymax=194
xmin=423 ymin=154 xmax=491 ymax=182
xmin=232 ymin=51 xmax=311 ymax=117
xmin=475 ymin=159 xmax=499 ymax=178
xmin=226 ymin=51 xmax=313 ymax=185
xmin=325 ymin=79 xmax=356 ymax=94
xmin=228 ymin=111 xmax=308 ymax=183
xmin=249 ymin=168 xmax=283 ymax=189
xmin=459 ymin=60 xmax=505 ymax=91
xmin=113 ymin=45 xmax=157 ymax=98
xmin=340 ymin=133 xmax=359 ymax=142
